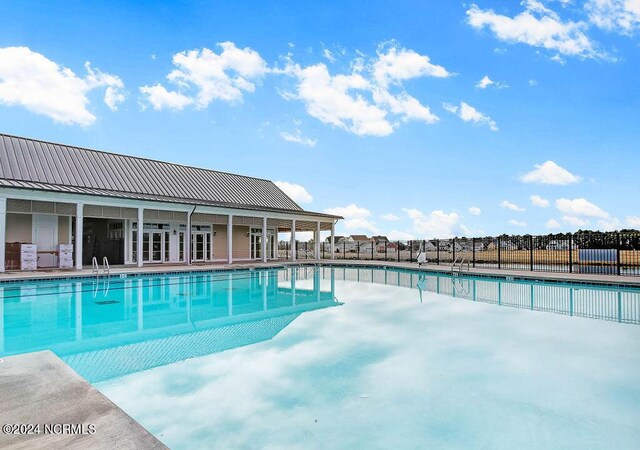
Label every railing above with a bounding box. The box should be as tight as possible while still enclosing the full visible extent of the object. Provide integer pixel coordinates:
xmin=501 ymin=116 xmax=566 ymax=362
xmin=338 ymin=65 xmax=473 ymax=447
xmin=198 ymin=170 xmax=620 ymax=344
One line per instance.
xmin=278 ymin=232 xmax=640 ymax=277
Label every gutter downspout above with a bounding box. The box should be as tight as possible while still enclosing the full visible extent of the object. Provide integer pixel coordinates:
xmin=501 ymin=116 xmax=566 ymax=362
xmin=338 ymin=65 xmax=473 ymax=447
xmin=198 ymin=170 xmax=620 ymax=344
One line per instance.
xmin=187 ymin=205 xmax=196 ymax=265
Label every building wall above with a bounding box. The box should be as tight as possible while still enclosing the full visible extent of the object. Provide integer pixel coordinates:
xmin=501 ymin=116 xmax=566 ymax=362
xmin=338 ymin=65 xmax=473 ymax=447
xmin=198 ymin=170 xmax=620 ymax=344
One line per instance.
xmin=212 ymin=224 xmax=228 ymax=259
xmin=6 ymin=213 xmax=32 ymax=243
xmin=233 ymin=225 xmax=250 ymax=259
xmin=58 ymin=216 xmax=70 ymax=244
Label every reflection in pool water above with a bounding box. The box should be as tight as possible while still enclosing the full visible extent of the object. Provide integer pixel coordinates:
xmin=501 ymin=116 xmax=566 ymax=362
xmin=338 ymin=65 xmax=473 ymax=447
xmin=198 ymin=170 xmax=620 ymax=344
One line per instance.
xmin=2 ymin=267 xmax=640 ymax=449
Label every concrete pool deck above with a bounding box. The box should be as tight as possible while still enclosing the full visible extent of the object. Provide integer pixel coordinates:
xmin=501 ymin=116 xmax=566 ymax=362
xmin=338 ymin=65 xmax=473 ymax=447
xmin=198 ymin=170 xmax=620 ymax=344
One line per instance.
xmin=0 ymin=351 xmax=167 ymax=449
xmin=0 ymin=259 xmax=638 ymax=287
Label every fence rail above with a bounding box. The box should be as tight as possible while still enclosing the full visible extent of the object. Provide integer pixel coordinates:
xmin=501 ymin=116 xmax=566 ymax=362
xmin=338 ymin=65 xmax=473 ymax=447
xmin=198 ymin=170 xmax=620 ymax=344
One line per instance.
xmin=278 ymin=232 xmax=640 ymax=277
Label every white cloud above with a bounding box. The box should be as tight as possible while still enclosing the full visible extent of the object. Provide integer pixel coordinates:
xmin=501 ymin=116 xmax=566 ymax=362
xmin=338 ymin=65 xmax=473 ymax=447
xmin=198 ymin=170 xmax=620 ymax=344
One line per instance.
xmin=324 ymin=204 xmax=371 ymax=220
xmin=442 ymin=101 xmax=498 ymax=131
xmin=469 ymin=206 xmax=482 ymax=216
xmin=274 ymin=181 xmax=313 ymax=204
xmin=343 ymin=218 xmax=380 ymax=234
xmin=402 ymin=208 xmax=461 ymax=238
xmin=509 ymin=219 xmax=527 ymax=227
xmin=520 ymin=161 xmax=581 ymax=185
xmin=322 ymin=48 xmax=336 ymax=63
xmin=529 ymin=79 xmax=539 ymax=86
xmin=530 ymin=194 xmax=550 ymax=207
xmin=388 ymin=230 xmax=416 ymax=240
xmin=587 ymin=0 xmax=640 ymax=35
xmin=555 ymin=198 xmax=609 ymax=218
xmin=372 ymin=44 xmax=451 ymax=88
xmin=281 ymin=42 xmax=449 ymax=137
xmin=563 ymin=215 xmax=590 ymax=227
xmin=284 ymin=62 xmax=393 ymax=136
xmin=380 ymin=213 xmax=400 ymax=221
xmin=597 ymin=217 xmax=621 ymax=231
xmin=546 ymin=218 xmax=562 ymax=229
xmin=500 ymin=200 xmax=525 ymax=212
xmin=140 ymin=42 xmax=267 ymax=110
xmin=475 ymin=75 xmax=508 ymax=89
xmin=279 ymin=129 xmax=317 ymax=147
xmin=626 ymin=216 xmax=640 ymax=228
xmin=0 ymin=46 xmax=124 ymax=126
xmin=466 ymin=2 xmax=602 ymax=59
xmin=139 ymin=84 xmax=193 ymax=111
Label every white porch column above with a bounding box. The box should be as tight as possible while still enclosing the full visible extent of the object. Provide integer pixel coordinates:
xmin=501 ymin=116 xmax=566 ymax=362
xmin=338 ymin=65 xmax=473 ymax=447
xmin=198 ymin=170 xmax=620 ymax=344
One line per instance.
xmin=75 ymin=203 xmax=83 ymax=270
xmin=0 ymin=196 xmax=6 ymax=273
xmin=330 ymin=222 xmax=335 ymax=260
xmin=227 ymin=215 xmax=233 ymax=264
xmin=274 ymin=227 xmax=278 ymax=259
xmin=291 ymin=219 xmax=296 ymax=261
xmin=315 ymin=221 xmax=321 ymax=260
xmin=261 ymin=217 xmax=268 ymax=263
xmin=186 ymin=210 xmax=192 ymax=265
xmin=137 ymin=207 xmax=143 ymax=268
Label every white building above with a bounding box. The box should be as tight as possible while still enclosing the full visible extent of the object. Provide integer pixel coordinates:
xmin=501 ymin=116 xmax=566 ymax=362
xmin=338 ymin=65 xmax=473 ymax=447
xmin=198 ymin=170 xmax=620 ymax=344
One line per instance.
xmin=0 ymin=134 xmax=342 ymax=272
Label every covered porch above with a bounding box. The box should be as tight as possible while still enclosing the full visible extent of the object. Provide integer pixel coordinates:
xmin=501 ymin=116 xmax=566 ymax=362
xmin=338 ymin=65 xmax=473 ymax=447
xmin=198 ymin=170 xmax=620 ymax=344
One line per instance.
xmin=0 ymin=191 xmax=339 ymax=273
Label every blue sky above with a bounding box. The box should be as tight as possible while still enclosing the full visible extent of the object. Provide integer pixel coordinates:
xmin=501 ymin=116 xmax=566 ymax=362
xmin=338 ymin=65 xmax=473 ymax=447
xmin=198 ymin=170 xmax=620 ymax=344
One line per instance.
xmin=0 ymin=0 xmax=638 ymax=240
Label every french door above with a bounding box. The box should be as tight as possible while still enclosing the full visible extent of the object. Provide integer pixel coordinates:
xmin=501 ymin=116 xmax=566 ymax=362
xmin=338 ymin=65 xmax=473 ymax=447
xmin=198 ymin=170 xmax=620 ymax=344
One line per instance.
xmin=143 ymin=231 xmax=163 ymax=263
xmin=191 ymin=232 xmax=210 ymax=262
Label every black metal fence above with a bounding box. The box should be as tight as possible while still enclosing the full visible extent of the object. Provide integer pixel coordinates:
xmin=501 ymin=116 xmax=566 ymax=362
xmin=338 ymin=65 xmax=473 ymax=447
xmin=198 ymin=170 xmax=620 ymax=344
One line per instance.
xmin=279 ymin=232 xmax=640 ymax=276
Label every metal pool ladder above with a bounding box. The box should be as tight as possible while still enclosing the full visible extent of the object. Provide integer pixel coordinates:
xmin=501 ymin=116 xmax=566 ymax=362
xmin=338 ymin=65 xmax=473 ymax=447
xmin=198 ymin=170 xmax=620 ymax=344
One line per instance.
xmin=451 ymin=257 xmax=469 ymax=276
xmin=91 ymin=256 xmax=110 ymax=276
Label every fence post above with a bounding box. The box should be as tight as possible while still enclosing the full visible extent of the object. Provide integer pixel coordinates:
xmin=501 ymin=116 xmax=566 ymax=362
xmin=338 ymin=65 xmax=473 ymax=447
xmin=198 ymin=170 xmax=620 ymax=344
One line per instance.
xmin=286 ymin=241 xmax=289 ymax=260
xmin=452 ymin=238 xmax=456 ymax=262
xmin=357 ymin=242 xmax=360 ymax=260
xmin=568 ymin=233 xmax=573 ymax=273
xmin=436 ymin=239 xmax=440 ymax=265
xmin=397 ymin=241 xmax=400 ymax=262
xmin=343 ymin=242 xmax=346 ymax=260
xmin=371 ymin=240 xmax=374 ymax=260
xmin=472 ymin=237 xmax=476 ymax=268
xmin=617 ymin=232 xmax=622 ymax=276
xmin=497 ymin=237 xmax=501 ymax=269
xmin=529 ymin=235 xmax=534 ymax=272
xmin=322 ymin=241 xmax=325 ymax=259
xmin=410 ymin=240 xmax=413 ymax=263
xmin=385 ymin=241 xmax=388 ymax=260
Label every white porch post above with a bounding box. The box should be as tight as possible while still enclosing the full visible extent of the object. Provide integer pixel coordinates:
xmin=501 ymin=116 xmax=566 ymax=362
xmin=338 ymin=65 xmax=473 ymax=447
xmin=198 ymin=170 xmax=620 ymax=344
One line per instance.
xmin=137 ymin=207 xmax=143 ymax=268
xmin=261 ymin=217 xmax=268 ymax=263
xmin=330 ymin=222 xmax=335 ymax=260
xmin=315 ymin=221 xmax=321 ymax=260
xmin=0 ymin=196 xmax=6 ymax=273
xmin=75 ymin=203 xmax=83 ymax=270
xmin=290 ymin=219 xmax=296 ymax=261
xmin=227 ymin=215 xmax=233 ymax=264
xmin=186 ymin=210 xmax=192 ymax=265
xmin=274 ymin=227 xmax=278 ymax=259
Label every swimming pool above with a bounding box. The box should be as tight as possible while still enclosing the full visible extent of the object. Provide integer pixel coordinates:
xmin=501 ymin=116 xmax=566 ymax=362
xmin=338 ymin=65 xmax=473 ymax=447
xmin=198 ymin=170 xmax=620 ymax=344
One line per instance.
xmin=1 ymin=266 xmax=640 ymax=448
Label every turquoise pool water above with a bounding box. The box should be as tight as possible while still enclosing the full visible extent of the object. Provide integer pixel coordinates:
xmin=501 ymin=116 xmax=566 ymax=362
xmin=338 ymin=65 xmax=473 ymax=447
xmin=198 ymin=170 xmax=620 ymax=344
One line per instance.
xmin=1 ymin=267 xmax=640 ymax=449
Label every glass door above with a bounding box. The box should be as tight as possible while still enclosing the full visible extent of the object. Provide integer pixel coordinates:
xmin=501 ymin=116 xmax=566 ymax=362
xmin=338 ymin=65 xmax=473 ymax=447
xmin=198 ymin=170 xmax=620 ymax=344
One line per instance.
xmin=192 ymin=232 xmax=206 ymax=262
xmin=143 ymin=231 xmax=164 ymax=263
xmin=250 ymin=228 xmax=262 ymax=259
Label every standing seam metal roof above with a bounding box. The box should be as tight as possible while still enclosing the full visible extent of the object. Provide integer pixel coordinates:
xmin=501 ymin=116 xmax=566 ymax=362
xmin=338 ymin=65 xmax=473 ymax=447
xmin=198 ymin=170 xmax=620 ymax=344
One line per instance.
xmin=0 ymin=134 xmax=340 ymax=219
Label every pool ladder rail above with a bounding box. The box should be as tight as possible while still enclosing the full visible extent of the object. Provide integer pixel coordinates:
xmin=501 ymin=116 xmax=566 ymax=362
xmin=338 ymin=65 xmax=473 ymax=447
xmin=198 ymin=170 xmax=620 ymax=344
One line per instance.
xmin=451 ymin=257 xmax=470 ymax=276
xmin=91 ymin=256 xmax=110 ymax=276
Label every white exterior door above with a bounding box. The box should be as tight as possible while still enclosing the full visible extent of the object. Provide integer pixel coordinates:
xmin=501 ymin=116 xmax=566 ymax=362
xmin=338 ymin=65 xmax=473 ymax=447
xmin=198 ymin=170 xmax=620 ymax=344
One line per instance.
xmin=33 ymin=214 xmax=58 ymax=268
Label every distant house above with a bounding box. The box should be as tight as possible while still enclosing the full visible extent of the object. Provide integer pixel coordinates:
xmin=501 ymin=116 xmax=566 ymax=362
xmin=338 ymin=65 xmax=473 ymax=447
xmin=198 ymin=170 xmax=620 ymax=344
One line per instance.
xmin=546 ymin=240 xmax=578 ymax=250
xmin=349 ymin=235 xmax=370 ymax=243
xmin=377 ymin=241 xmax=398 ymax=252
xmin=372 ymin=235 xmax=389 ymax=244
